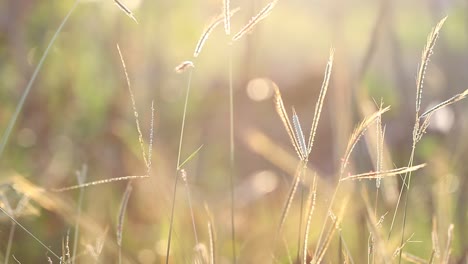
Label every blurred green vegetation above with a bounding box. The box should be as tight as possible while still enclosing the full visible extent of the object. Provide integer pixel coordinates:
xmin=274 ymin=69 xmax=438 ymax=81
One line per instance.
xmin=1 ymin=0 xmax=468 ymax=263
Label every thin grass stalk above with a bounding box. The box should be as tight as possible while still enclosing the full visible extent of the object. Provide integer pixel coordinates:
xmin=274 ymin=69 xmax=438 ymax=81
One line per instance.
xmin=295 ymin=181 xmax=305 ymax=262
xmin=340 ymin=164 xmax=426 ymax=181
xmin=166 ymin=173 xmax=180 ymax=264
xmin=232 ymin=0 xmax=279 ymax=41
xmin=362 ymin=188 xmax=391 ymax=264
xmin=116 ymin=44 xmax=148 ymax=167
xmin=113 ymin=0 xmax=138 ymax=24
xmin=292 ymin=107 xmax=307 ymax=159
xmin=277 ymin=161 xmax=305 ymax=234
xmin=313 ymin=200 xmax=348 ymax=263
xmin=208 ymin=221 xmax=215 ymax=264
xmin=307 ymin=48 xmax=334 ymax=155
xmin=12 ymin=255 xmax=20 ymax=264
xmin=442 ymin=224 xmax=454 ymax=264
xmin=0 ymin=206 xmax=60 ymax=260
xmin=228 ymin=42 xmax=237 ymax=264
xmin=117 ymin=184 xmax=132 ymax=264
xmin=194 ymin=9 xmax=239 ymax=57
xmin=180 ymin=169 xmax=199 ymax=245
xmin=342 ymin=106 xmax=390 ymax=173
xmin=0 ymin=0 xmax=80 ymax=159
xmin=303 ymin=175 xmax=317 ymax=264
xmin=51 ymin=175 xmax=148 ymax=192
xmin=397 ymin=148 xmax=416 ymax=264
xmin=388 ymin=149 xmax=415 ymax=238
xmin=65 ymin=229 xmax=71 ymax=262
xmin=396 ymin=18 xmax=447 ymax=263
xmin=431 ymin=216 xmax=440 ymax=259
xmin=272 ymin=83 xmax=303 ymax=160
xmin=419 ymin=89 xmax=468 ymax=119
xmin=5 ymin=221 xmax=17 ymax=264
xmin=313 ymin=108 xmax=388 ymax=261
xmin=223 ymin=0 xmax=230 ymax=35
xmin=314 ymin=214 xmax=340 ymax=263
xmin=415 ymin=17 xmax=447 ymax=114
xmin=282 ymin=237 xmax=294 ymax=264
xmin=167 ymin=65 xmax=195 ymax=264
xmin=428 ymin=250 xmax=435 ymax=264
xmin=72 ymin=165 xmax=87 ymax=264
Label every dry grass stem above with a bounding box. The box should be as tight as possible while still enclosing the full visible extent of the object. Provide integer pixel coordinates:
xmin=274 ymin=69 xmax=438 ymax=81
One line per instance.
xmin=401 ymin=252 xmax=426 ymax=264
xmin=116 ymin=184 xmax=132 ymax=247
xmin=208 ymin=221 xmax=215 ymax=264
xmin=113 ymin=0 xmax=138 ymax=24
xmin=117 ymin=44 xmax=149 ymax=167
xmin=180 ymin=169 xmax=199 ymax=245
xmin=194 ymin=7 xmax=240 ymax=57
xmin=442 ymin=224 xmax=454 ymax=264
xmin=431 ymin=216 xmax=440 ymax=259
xmin=420 ymin=88 xmax=468 ymax=119
xmin=277 ymin=162 xmax=306 ymax=233
xmin=307 ymin=48 xmax=334 ymax=155
xmin=224 ymin=0 xmax=230 ymax=35
xmin=303 ymin=175 xmax=317 ymax=264
xmin=0 ymin=206 xmax=60 ymax=260
xmin=51 ymin=175 xmax=149 ymax=192
xmin=313 ymin=212 xmax=341 ymax=264
xmin=232 ymin=0 xmax=279 ymax=41
xmin=415 ymin=16 xmax=447 ymax=115
xmin=175 ymin=61 xmax=195 ymax=73
xmin=342 ymin=106 xmax=390 ymax=172
xmin=292 ymin=107 xmax=307 ymax=159
xmin=340 ymin=164 xmax=426 ymax=181
xmin=392 ymin=233 xmax=415 ymax=259
xmin=272 ymin=83 xmax=303 ymax=160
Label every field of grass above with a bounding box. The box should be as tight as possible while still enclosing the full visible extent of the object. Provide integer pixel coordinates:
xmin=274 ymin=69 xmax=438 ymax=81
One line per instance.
xmin=1 ymin=0 xmax=468 ymax=263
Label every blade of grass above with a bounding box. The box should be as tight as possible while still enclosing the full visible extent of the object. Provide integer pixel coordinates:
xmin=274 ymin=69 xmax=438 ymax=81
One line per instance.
xmin=177 ymin=145 xmax=204 ymax=170
xmin=0 ymin=0 xmax=80 ymax=159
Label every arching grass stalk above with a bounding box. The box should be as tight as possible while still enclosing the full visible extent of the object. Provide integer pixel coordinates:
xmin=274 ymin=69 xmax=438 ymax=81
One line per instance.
xmin=0 ymin=0 xmax=80 ymax=159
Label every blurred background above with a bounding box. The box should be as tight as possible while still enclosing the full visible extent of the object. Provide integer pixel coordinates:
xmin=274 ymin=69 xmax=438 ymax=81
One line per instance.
xmin=1 ymin=0 xmax=468 ymax=262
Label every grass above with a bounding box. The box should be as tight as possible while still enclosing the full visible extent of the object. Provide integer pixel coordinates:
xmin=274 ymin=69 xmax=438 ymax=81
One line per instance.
xmin=1 ymin=1 xmax=468 ymax=263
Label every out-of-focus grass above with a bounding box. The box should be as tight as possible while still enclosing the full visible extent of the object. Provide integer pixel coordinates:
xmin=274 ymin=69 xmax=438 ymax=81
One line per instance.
xmin=0 ymin=0 xmax=468 ymax=263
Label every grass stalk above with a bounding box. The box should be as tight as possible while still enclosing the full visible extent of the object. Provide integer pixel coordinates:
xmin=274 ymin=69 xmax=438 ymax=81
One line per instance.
xmin=72 ymin=165 xmax=87 ymax=264
xmin=0 ymin=0 xmax=80 ymax=159
xmin=167 ymin=64 xmax=195 ymax=264
xmin=228 ymin=42 xmax=237 ymax=264
xmin=0 ymin=206 xmax=60 ymax=260
xmin=4 ymin=221 xmax=17 ymax=264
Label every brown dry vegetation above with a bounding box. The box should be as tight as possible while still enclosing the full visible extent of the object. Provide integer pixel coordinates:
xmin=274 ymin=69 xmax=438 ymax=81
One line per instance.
xmin=1 ymin=0 xmax=468 ymax=263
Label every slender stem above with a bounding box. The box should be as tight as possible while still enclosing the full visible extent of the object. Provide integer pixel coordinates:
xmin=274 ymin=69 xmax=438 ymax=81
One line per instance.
xmin=72 ymin=166 xmax=87 ymax=264
xmin=398 ymin=144 xmax=416 ymax=264
xmin=4 ymin=221 xmax=16 ymax=264
xmin=0 ymin=0 xmax=80 ymax=159
xmin=167 ymin=66 xmax=194 ymax=264
xmin=176 ymin=69 xmax=194 ymax=168
xmin=228 ymin=42 xmax=236 ymax=263
xmin=72 ymin=184 xmax=85 ymax=264
xmin=0 ymin=207 xmax=60 ymax=260
xmin=296 ymin=179 xmax=305 ymax=262
xmin=166 ymin=175 xmax=180 ymax=264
